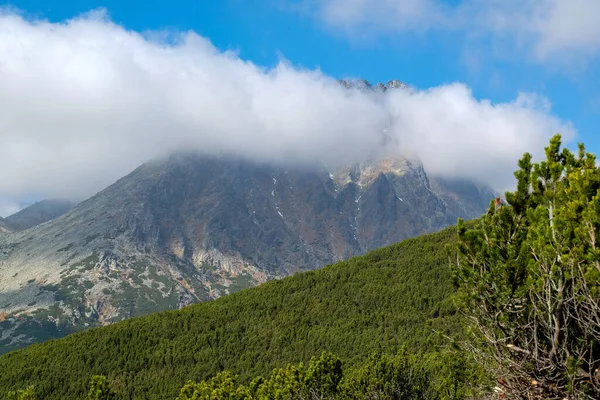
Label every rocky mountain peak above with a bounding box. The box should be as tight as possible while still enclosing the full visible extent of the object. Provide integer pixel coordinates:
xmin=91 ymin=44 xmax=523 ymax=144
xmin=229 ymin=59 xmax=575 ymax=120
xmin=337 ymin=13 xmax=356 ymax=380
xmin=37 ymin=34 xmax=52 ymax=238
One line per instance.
xmin=0 ymin=153 xmax=496 ymax=354
xmin=385 ymin=79 xmax=407 ymax=90
xmin=339 ymin=79 xmax=372 ymax=91
xmin=338 ymin=79 xmax=408 ymax=92
xmin=332 ymin=157 xmax=420 ymax=189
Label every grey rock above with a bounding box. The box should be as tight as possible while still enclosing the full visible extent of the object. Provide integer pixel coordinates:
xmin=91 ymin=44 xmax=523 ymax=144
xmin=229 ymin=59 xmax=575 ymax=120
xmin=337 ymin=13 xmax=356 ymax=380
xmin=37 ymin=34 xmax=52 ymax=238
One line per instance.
xmin=375 ymin=83 xmax=387 ymax=92
xmin=386 ymin=79 xmax=407 ymax=89
xmin=339 ymin=78 xmax=408 ymax=92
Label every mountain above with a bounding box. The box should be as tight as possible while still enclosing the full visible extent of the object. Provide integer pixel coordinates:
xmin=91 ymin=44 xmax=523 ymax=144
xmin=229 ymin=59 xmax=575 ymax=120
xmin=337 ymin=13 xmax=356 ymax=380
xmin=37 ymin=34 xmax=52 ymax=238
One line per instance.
xmin=0 ymin=78 xmax=495 ymax=353
xmin=4 ymin=199 xmax=75 ymax=232
xmin=0 ymin=227 xmax=482 ymax=399
xmin=338 ymin=79 xmax=408 ymax=92
xmin=0 ymin=154 xmax=495 ymax=354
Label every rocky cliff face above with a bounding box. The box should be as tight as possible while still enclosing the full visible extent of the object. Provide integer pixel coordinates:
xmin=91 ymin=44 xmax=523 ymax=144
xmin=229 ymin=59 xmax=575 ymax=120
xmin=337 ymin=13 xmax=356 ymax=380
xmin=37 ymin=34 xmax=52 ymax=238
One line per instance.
xmin=0 ymin=153 xmax=495 ymax=353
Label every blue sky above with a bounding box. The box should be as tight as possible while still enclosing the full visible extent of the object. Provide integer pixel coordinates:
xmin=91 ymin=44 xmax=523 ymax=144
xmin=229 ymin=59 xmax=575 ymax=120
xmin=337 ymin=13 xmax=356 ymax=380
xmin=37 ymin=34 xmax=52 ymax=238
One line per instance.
xmin=0 ymin=0 xmax=599 ymax=215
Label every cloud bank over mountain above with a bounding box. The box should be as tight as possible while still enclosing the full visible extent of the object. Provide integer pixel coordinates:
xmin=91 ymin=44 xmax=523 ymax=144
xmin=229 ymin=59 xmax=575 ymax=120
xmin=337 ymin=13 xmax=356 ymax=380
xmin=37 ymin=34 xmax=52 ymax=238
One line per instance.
xmin=0 ymin=8 xmax=575 ymax=214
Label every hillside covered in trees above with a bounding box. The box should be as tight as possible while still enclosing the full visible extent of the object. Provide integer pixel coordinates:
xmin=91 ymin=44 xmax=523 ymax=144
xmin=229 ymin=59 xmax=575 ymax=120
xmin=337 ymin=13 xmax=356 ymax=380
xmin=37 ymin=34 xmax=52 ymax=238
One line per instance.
xmin=0 ymin=227 xmax=485 ymax=399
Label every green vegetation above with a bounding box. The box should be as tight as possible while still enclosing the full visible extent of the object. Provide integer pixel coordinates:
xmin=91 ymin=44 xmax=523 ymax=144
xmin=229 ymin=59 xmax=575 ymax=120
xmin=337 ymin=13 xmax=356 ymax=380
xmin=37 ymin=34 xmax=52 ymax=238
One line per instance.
xmin=454 ymin=134 xmax=600 ymax=398
xmin=88 ymin=376 xmax=115 ymax=400
xmin=0 ymin=226 xmax=484 ymax=399
xmin=227 ymin=273 xmax=255 ymax=294
xmin=7 ymin=351 xmax=474 ymax=400
xmin=175 ymin=352 xmax=445 ymax=400
xmin=6 ymin=385 xmax=36 ymax=400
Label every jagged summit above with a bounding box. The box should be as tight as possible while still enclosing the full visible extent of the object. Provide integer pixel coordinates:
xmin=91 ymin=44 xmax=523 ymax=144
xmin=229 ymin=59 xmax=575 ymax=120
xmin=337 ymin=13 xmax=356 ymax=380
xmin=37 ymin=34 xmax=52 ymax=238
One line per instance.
xmin=384 ymin=79 xmax=407 ymax=90
xmin=339 ymin=78 xmax=408 ymax=92
xmin=339 ymin=79 xmax=372 ymax=90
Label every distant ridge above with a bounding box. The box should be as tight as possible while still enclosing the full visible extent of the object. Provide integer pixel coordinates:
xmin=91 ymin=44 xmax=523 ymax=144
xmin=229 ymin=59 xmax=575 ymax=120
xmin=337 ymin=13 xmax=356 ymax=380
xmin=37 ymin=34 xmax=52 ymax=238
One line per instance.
xmin=5 ymin=199 xmax=75 ymax=232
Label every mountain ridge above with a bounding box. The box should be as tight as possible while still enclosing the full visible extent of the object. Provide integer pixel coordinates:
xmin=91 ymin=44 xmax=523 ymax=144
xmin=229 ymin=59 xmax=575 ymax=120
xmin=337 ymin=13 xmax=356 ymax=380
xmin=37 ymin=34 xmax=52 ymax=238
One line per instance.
xmin=4 ymin=199 xmax=75 ymax=232
xmin=0 ymin=153 xmax=495 ymax=353
xmin=338 ymin=79 xmax=408 ymax=92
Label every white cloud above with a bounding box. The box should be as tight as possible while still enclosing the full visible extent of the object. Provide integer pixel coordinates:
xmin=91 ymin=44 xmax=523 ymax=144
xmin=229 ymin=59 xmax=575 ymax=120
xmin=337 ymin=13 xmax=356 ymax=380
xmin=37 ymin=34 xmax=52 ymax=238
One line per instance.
xmin=0 ymin=9 xmax=574 ymax=204
xmin=316 ymin=0 xmax=453 ymax=32
xmin=307 ymin=0 xmax=600 ymax=62
xmin=482 ymin=0 xmax=600 ymax=62
xmin=384 ymin=87 xmax=572 ymax=189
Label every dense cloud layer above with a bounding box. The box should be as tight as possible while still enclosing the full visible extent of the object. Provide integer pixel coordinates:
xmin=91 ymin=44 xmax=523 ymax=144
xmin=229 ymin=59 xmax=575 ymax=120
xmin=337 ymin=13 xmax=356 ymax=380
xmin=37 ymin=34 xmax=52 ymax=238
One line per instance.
xmin=310 ymin=0 xmax=600 ymax=62
xmin=0 ymin=10 xmax=575 ymax=215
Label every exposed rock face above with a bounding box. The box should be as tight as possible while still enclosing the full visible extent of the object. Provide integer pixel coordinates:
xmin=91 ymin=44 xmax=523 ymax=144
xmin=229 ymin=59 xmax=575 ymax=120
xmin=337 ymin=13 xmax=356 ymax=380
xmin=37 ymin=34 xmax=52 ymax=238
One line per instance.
xmin=339 ymin=79 xmax=408 ymax=92
xmin=0 ymin=153 xmax=495 ymax=353
xmin=385 ymin=79 xmax=407 ymax=90
xmin=5 ymin=199 xmax=75 ymax=232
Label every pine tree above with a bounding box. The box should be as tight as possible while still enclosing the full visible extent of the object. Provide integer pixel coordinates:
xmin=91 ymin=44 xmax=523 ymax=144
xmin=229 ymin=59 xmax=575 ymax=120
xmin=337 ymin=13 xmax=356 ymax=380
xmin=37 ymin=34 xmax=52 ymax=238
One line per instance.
xmin=88 ymin=375 xmax=115 ymax=400
xmin=453 ymin=134 xmax=600 ymax=398
xmin=176 ymin=372 xmax=250 ymax=400
xmin=7 ymin=386 xmax=36 ymax=400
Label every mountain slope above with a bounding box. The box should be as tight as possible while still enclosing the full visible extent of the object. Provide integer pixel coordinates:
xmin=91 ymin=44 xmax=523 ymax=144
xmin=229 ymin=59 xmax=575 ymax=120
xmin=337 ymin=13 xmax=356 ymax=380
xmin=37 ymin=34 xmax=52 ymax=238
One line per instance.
xmin=0 ymin=227 xmax=467 ymax=399
xmin=5 ymin=199 xmax=75 ymax=232
xmin=0 ymin=217 xmax=12 ymax=233
xmin=0 ymin=154 xmax=494 ymax=353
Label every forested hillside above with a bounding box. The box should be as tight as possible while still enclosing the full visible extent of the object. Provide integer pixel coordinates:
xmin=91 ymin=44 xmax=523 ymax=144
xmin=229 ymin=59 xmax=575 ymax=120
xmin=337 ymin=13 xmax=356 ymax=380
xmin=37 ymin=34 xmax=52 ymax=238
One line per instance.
xmin=0 ymin=227 xmax=483 ymax=399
